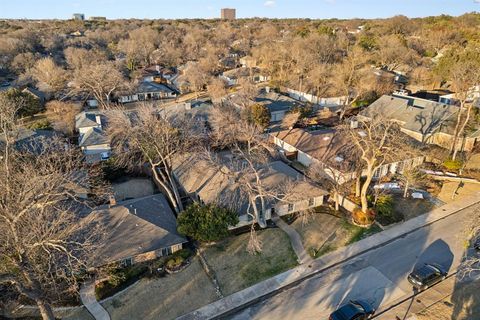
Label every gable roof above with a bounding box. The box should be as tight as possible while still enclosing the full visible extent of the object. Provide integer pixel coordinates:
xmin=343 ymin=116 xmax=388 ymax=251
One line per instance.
xmin=79 ymin=127 xmax=109 ymax=147
xmin=0 ymin=128 xmax=59 ymax=153
xmin=22 ymin=87 xmax=46 ymax=101
xmin=272 ymin=128 xmax=357 ymax=172
xmin=172 ymin=154 xmax=327 ymax=220
xmin=359 ymin=95 xmax=458 ymax=136
xmin=75 ymin=111 xmax=102 ymax=129
xmin=136 ymin=81 xmax=178 ymax=95
xmin=255 ymin=91 xmax=301 ymax=113
xmin=85 ymin=194 xmax=187 ymax=266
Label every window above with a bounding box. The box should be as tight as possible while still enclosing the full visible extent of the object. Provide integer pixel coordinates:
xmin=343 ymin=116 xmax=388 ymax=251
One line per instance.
xmin=161 ymin=248 xmax=168 ymax=256
xmin=308 ymin=198 xmax=314 ymax=207
xmin=121 ymin=257 xmax=133 ymax=267
xmin=288 ymin=203 xmax=294 ymax=212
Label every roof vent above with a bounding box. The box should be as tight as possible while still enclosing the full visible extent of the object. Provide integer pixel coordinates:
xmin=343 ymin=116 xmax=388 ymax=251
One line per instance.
xmin=334 ymin=156 xmax=344 ymax=162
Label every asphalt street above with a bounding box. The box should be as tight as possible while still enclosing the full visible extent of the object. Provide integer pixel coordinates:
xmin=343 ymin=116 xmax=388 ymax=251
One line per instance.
xmin=230 ymin=203 xmax=479 ymax=320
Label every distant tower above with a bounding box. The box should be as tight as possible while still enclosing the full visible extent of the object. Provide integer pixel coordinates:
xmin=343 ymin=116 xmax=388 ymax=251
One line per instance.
xmin=221 ymin=8 xmax=236 ymax=20
xmin=72 ymin=13 xmax=85 ymax=21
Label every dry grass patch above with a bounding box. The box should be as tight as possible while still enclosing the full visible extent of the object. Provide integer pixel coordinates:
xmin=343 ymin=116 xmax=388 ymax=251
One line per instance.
xmin=203 ymin=228 xmax=298 ymax=296
xmin=101 ymin=257 xmax=217 ymax=320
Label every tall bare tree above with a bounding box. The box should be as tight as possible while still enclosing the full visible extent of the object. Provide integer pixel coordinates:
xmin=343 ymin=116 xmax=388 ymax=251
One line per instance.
xmin=0 ymin=97 xmax=108 ymax=320
xmin=345 ymin=116 xmax=410 ymax=214
xmin=71 ymin=62 xmax=126 ymax=109
xmin=45 ymin=100 xmax=82 ymax=135
xmin=107 ymin=104 xmax=199 ymax=214
xmin=31 ymin=57 xmax=67 ymax=96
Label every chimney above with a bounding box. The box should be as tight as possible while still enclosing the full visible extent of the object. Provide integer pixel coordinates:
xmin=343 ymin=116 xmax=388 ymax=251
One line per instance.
xmin=185 ymin=102 xmax=192 ymax=110
xmin=109 ymin=195 xmax=116 ymax=207
xmin=95 ymin=115 xmax=102 ymax=126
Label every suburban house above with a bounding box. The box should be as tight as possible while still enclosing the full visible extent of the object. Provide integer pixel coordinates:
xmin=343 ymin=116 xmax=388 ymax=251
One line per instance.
xmin=86 ymin=194 xmax=187 ymax=267
xmin=173 ymin=153 xmax=328 ymax=228
xmin=118 ymin=80 xmax=179 ymax=103
xmin=285 ymin=87 xmax=347 ymax=108
xmin=359 ymin=94 xmax=480 ymax=152
xmin=271 ymin=127 xmax=425 ymax=184
xmin=22 ymin=87 xmax=46 ymax=105
xmin=141 ymin=65 xmax=178 ymax=83
xmin=75 ymin=111 xmax=111 ymax=162
xmin=231 ymin=88 xmax=304 ymax=123
xmin=0 ymin=128 xmax=60 ymax=153
xmin=439 ymin=85 xmax=480 ymax=108
xmin=239 ymin=56 xmax=257 ymax=68
xmin=220 ymin=67 xmax=270 ymax=86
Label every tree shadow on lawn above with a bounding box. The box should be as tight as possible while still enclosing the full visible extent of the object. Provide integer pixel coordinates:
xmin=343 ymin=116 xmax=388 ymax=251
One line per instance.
xmin=203 ymin=228 xmax=298 ymax=296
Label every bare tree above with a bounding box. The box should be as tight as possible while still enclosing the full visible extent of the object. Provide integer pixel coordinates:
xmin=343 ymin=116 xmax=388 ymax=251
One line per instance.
xmin=107 ymin=104 xmax=199 ymax=214
xmin=45 ymin=100 xmax=82 ymax=135
xmin=331 ymin=47 xmax=369 ymax=120
xmin=400 ymin=168 xmax=426 ymax=198
xmin=31 ymin=57 xmax=67 ymax=96
xmin=206 ymin=104 xmax=299 ymax=252
xmin=71 ymin=62 xmax=126 ymax=109
xmin=345 ymin=116 xmax=409 ymax=214
xmin=207 ymin=77 xmax=228 ymax=102
xmin=448 ymin=54 xmax=480 ymax=160
xmin=0 ymin=97 xmax=109 ymax=320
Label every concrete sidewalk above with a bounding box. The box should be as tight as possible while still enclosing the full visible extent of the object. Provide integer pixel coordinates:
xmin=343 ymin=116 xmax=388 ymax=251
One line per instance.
xmin=272 ymin=215 xmax=313 ymax=265
xmin=80 ymin=281 xmax=110 ymax=320
xmin=177 ymin=192 xmax=480 ymax=320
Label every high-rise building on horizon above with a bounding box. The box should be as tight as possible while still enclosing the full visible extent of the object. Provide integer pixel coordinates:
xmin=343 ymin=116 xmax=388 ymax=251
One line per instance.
xmin=221 ymin=8 xmax=236 ymax=20
xmin=72 ymin=13 xmax=85 ymax=21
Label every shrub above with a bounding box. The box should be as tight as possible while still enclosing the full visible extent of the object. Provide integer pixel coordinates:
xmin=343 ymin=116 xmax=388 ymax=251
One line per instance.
xmin=443 ymin=159 xmax=463 ymax=171
xmin=28 ymin=119 xmax=52 ymax=130
xmin=375 ymin=195 xmax=394 ymax=218
xmin=177 ymin=203 xmax=239 ymax=242
xmin=248 ymin=103 xmax=271 ymax=128
xmin=166 ymin=256 xmax=184 ymax=270
xmin=174 ymin=248 xmax=192 ymax=260
xmin=352 ymin=208 xmax=375 ymax=226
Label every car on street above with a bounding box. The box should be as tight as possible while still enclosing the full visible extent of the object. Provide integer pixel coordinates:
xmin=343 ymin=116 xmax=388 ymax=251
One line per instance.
xmin=329 ymin=300 xmax=375 ymax=320
xmin=473 ymin=237 xmax=480 ymax=252
xmin=407 ymin=263 xmax=447 ymax=290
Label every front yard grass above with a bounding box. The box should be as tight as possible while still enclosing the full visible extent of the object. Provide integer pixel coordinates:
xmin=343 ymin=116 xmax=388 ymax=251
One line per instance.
xmin=100 ymin=257 xmax=218 ymax=320
xmin=203 ymin=228 xmax=298 ymax=296
xmin=290 ymin=207 xmax=382 ymax=259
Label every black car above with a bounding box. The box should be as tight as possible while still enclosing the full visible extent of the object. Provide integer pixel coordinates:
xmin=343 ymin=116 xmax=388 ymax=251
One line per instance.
xmin=407 ymin=263 xmax=447 ymax=290
xmin=329 ymin=300 xmax=375 ymax=320
xmin=473 ymin=237 xmax=480 ymax=252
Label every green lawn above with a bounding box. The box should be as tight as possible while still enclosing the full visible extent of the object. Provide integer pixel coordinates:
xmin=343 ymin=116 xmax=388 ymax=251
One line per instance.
xmin=203 ymin=228 xmax=298 ymax=295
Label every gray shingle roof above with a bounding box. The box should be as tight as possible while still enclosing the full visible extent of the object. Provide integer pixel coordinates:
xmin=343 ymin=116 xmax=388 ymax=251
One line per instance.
xmin=0 ymin=128 xmax=59 ymax=153
xmin=172 ymin=154 xmax=327 ymax=220
xmin=137 ymin=81 xmax=178 ymax=94
xmin=75 ymin=111 xmax=102 ymax=129
xmin=359 ymin=95 xmax=458 ymax=136
xmin=79 ymin=127 xmax=109 ymax=147
xmin=255 ymin=91 xmax=301 ymax=113
xmin=86 ymin=194 xmax=187 ymax=266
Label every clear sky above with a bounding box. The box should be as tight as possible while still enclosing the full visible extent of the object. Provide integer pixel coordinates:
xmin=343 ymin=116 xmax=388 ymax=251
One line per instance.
xmin=1 ymin=0 xmax=479 ymax=20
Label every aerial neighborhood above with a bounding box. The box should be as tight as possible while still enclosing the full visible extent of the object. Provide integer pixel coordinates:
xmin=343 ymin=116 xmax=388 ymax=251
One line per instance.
xmin=1 ymin=4 xmax=480 ymax=320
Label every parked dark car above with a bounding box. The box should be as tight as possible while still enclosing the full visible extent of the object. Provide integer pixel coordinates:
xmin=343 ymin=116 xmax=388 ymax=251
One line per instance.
xmin=329 ymin=300 xmax=375 ymax=320
xmin=408 ymin=263 xmax=447 ymax=290
xmin=473 ymin=237 xmax=480 ymax=252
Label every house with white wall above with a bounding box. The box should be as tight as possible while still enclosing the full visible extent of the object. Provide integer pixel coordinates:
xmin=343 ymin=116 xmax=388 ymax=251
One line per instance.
xmin=271 ymin=127 xmax=425 ymax=184
xmin=75 ymin=111 xmax=111 ymax=162
xmin=172 ymin=153 xmax=327 ymax=229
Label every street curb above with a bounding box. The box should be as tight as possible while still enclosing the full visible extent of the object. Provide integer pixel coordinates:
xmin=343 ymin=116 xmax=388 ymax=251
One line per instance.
xmin=177 ymin=194 xmax=480 ymax=320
